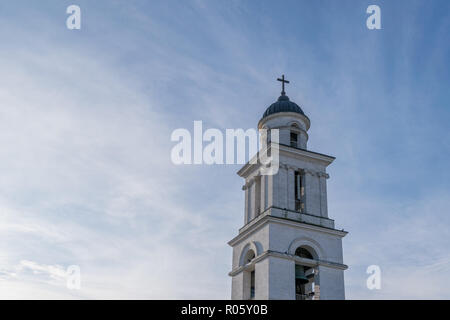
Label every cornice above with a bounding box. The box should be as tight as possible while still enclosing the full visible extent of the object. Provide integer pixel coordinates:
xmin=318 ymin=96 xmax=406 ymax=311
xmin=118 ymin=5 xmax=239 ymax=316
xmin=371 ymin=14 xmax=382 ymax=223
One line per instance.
xmin=237 ymin=144 xmax=333 ymax=179
xmin=278 ymin=144 xmax=335 ymax=166
xmin=279 ymin=164 xmax=330 ymax=178
xmin=228 ymin=214 xmax=347 ymax=247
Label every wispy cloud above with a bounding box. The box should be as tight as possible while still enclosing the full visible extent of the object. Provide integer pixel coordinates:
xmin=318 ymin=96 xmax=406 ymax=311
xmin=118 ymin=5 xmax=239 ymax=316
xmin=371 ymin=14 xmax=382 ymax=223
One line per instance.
xmin=0 ymin=0 xmax=449 ymax=299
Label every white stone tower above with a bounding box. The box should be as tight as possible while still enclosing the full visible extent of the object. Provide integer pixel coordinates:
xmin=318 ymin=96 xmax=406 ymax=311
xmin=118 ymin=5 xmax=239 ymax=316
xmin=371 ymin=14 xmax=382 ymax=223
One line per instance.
xmin=228 ymin=75 xmax=347 ymax=300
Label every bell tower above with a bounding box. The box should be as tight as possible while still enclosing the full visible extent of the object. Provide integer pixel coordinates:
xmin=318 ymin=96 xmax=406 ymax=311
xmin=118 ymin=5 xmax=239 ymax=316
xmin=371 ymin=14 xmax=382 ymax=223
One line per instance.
xmin=228 ymin=76 xmax=347 ymax=300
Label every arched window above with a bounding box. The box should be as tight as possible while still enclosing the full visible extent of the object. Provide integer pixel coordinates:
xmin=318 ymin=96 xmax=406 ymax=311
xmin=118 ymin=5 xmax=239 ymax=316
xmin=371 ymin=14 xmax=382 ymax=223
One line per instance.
xmin=290 ymin=123 xmax=299 ymax=148
xmin=295 ymin=247 xmax=314 ymax=260
xmin=290 ymin=131 xmax=298 ymax=147
xmin=242 ymin=249 xmax=256 ymax=299
xmin=244 ymin=249 xmax=255 ymax=264
xmin=294 ymin=247 xmax=316 ymax=300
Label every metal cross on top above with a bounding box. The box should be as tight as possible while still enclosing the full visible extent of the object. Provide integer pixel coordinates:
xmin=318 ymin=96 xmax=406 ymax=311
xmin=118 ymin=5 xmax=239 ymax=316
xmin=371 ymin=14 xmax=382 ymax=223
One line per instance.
xmin=277 ymin=74 xmax=290 ymax=96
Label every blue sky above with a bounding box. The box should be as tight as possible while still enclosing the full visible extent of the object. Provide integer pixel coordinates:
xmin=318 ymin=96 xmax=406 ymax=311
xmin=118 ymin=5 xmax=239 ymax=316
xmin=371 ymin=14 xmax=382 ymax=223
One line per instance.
xmin=0 ymin=0 xmax=449 ymax=299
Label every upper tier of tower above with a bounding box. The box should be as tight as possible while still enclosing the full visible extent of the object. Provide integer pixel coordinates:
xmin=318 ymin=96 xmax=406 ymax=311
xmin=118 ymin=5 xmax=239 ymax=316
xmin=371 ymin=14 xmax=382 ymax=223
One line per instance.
xmin=259 ymin=94 xmax=310 ymax=150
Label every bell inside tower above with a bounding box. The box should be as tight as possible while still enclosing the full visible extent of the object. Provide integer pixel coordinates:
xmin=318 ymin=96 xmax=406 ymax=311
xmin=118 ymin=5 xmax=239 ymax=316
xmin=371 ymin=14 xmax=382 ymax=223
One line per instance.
xmin=295 ymin=247 xmax=316 ymax=300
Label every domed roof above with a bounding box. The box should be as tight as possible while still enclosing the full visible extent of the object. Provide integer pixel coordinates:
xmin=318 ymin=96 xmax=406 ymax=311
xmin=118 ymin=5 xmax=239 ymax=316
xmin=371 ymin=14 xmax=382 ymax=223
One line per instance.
xmin=262 ymin=94 xmax=306 ymax=118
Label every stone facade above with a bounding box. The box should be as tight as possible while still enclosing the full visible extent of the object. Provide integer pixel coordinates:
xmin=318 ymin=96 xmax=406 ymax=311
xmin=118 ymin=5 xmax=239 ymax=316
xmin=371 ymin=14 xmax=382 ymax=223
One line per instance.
xmin=228 ymin=96 xmax=347 ymax=300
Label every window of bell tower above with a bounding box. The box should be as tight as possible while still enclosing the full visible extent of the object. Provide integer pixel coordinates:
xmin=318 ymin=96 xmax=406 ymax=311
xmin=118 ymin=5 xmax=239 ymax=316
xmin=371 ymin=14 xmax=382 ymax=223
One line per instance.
xmin=290 ymin=132 xmax=298 ymax=148
xmin=294 ymin=171 xmax=305 ymax=213
xmin=250 ymin=270 xmax=255 ymax=299
xmin=294 ymin=247 xmax=316 ymax=300
xmin=242 ymin=249 xmax=256 ymax=300
xmin=244 ymin=249 xmax=255 ymax=264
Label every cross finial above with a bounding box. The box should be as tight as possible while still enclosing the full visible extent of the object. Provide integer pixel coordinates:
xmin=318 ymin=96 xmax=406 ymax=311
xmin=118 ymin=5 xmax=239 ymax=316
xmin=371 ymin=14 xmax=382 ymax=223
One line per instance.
xmin=277 ymin=74 xmax=290 ymax=96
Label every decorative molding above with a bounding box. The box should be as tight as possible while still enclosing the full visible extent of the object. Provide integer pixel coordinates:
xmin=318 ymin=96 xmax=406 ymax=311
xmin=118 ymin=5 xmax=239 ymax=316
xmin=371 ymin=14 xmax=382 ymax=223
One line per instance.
xmin=258 ymin=111 xmax=311 ymax=131
xmin=277 ymin=165 xmax=328 ymax=179
xmin=287 ymin=236 xmax=326 ymax=260
xmin=238 ymin=241 xmax=263 ymax=267
xmin=228 ymin=213 xmax=347 ymax=247
xmin=277 ymin=145 xmax=335 ymax=166
xmin=242 ymin=177 xmax=256 ymax=190
xmin=302 ymin=169 xmax=330 ymax=178
xmin=317 ymin=172 xmax=330 ymax=179
xmin=229 ymin=250 xmax=348 ymax=276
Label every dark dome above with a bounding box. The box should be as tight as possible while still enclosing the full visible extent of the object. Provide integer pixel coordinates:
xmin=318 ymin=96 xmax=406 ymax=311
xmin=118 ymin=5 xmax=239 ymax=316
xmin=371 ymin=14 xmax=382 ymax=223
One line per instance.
xmin=262 ymin=95 xmax=306 ymax=118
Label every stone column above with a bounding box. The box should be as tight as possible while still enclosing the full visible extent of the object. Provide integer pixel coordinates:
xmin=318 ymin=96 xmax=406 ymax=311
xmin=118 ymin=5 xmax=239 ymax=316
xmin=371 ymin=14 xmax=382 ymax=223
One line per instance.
xmin=278 ymin=165 xmax=288 ymax=209
xmin=242 ymin=270 xmax=251 ymax=300
xmin=231 ymin=272 xmax=244 ymax=300
xmin=243 ymin=178 xmax=255 ymax=224
xmin=260 ymin=174 xmax=266 ymax=213
xmin=318 ymin=172 xmax=329 ymax=218
xmin=316 ymin=265 xmax=345 ymax=300
xmin=254 ymin=175 xmax=261 ymax=218
xmin=272 ymin=164 xmax=287 ymax=209
xmin=266 ymin=173 xmax=274 ymax=209
xmin=267 ymin=257 xmax=295 ymax=300
xmin=255 ymin=259 xmax=270 ymax=300
xmin=248 ymin=178 xmax=256 ymax=221
xmin=243 ymin=184 xmax=249 ymax=225
xmin=313 ymin=267 xmax=320 ymax=300
xmin=304 ymin=170 xmax=320 ymax=216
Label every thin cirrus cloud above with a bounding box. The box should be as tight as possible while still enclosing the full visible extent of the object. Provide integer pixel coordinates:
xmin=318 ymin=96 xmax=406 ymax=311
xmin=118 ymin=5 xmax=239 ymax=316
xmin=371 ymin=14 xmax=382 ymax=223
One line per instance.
xmin=0 ymin=43 xmax=232 ymax=298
